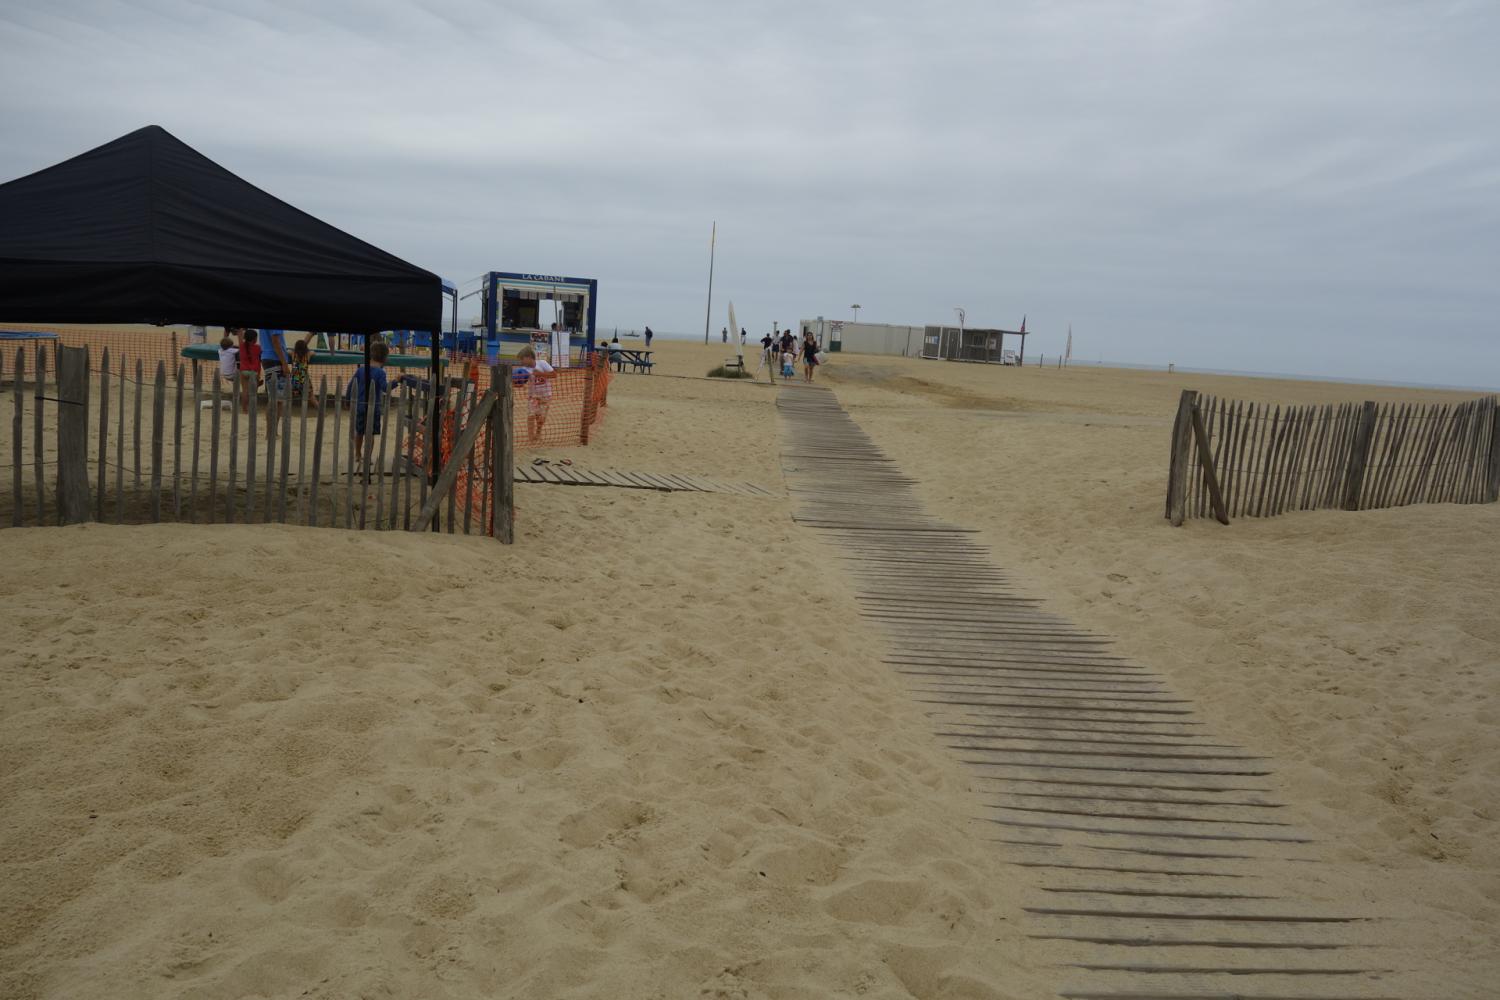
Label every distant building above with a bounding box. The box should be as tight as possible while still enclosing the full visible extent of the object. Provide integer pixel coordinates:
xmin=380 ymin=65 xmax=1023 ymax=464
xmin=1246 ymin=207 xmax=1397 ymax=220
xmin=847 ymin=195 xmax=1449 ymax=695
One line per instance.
xmin=798 ymin=318 xmax=927 ymax=357
xmin=798 ymin=317 xmax=1027 ymax=364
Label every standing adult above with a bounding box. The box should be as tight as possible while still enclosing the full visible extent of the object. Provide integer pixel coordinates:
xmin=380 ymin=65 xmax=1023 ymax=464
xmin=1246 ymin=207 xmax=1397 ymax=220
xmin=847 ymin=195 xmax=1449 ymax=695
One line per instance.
xmin=801 ymin=330 xmax=820 ymax=383
xmin=260 ymin=328 xmax=291 ymax=432
xmin=739 ymin=328 xmax=747 ymax=346
xmin=721 ymin=326 xmax=728 ymax=344
xmin=779 ymin=329 xmax=795 ymax=359
xmin=644 ymin=326 xmax=654 ymax=348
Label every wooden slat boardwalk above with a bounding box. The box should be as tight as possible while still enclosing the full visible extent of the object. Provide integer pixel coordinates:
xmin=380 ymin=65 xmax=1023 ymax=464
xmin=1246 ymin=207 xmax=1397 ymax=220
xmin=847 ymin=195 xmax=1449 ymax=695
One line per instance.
xmin=777 ymin=384 xmax=1406 ymax=1000
xmin=513 ymin=462 xmax=774 ymax=497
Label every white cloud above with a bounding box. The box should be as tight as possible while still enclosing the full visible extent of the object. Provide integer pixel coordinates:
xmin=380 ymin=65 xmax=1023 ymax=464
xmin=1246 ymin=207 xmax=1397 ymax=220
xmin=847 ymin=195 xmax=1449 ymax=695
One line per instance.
xmin=1 ymin=0 xmax=1497 ymax=384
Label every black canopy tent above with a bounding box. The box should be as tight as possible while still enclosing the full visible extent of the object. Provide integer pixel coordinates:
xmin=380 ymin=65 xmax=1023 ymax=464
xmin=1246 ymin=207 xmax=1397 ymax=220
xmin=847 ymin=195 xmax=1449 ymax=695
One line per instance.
xmin=0 ymin=125 xmax=443 ymax=334
xmin=0 ymin=125 xmax=447 ymax=489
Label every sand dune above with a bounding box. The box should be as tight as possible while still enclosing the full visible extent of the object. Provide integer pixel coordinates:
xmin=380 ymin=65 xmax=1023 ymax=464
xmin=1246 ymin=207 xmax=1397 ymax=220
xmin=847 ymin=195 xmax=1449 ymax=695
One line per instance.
xmin=2 ymin=338 xmax=1496 ymax=997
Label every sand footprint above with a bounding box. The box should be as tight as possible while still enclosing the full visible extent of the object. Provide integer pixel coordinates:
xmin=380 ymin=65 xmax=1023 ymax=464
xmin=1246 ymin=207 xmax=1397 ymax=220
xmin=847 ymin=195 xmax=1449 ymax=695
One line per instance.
xmin=822 ymin=878 xmax=925 ymax=925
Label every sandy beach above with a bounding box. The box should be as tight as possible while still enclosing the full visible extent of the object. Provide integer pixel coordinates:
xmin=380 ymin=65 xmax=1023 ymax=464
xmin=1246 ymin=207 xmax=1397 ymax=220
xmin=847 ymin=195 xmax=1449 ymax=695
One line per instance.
xmin=3 ymin=338 xmax=1497 ymax=997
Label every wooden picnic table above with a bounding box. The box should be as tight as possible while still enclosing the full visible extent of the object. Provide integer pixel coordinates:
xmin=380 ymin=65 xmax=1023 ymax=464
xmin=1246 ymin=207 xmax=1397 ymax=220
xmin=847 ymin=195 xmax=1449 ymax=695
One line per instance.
xmin=613 ymin=349 xmax=654 ymax=373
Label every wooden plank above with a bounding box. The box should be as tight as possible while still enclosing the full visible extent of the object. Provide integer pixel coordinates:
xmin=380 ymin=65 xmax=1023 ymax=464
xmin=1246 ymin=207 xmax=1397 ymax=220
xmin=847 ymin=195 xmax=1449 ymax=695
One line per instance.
xmin=149 ymin=361 xmax=166 ymax=522
xmin=35 ymin=344 xmax=48 ymax=519
xmin=226 ymin=369 xmax=239 ymax=522
xmin=245 ymin=372 xmax=257 ymax=519
xmin=1453 ymin=400 xmax=1481 ymax=503
xmin=1458 ymin=400 xmax=1481 ymax=503
xmin=295 ymin=370 xmax=310 ymax=523
xmin=345 ymin=377 xmax=357 ymax=529
xmin=1281 ymin=405 xmax=1313 ymax=515
xmin=1388 ymin=402 xmax=1422 ymax=508
xmin=415 ymin=378 xmax=429 ymax=524
xmin=493 ymin=365 xmax=514 ymax=543
xmin=132 ymin=357 xmax=142 ymax=501
xmin=1201 ymin=394 xmax=1219 ymax=519
xmin=1392 ymin=401 xmax=1424 ymax=507
xmin=1339 ymin=401 xmax=1377 ymax=511
xmin=1276 ymin=404 xmax=1306 ymax=516
xmin=1319 ymin=403 xmax=1343 ymax=510
xmin=1418 ymin=404 xmax=1455 ymax=505
xmin=1263 ymin=405 xmax=1293 ymax=517
xmin=1188 ymin=402 xmax=1228 ymax=525
xmin=1227 ymin=401 xmax=1251 ymax=518
xmin=403 ymin=381 xmax=416 ymax=530
xmin=1296 ymin=403 xmax=1328 ymax=511
xmin=278 ymin=372 xmax=293 ymax=524
xmin=329 ymin=370 xmax=342 ymax=525
xmin=378 ymin=382 xmax=398 ymax=530
xmin=309 ymin=376 xmax=328 ymax=527
xmin=1242 ymin=401 xmax=1268 ymax=518
xmin=1487 ymin=400 xmax=1500 ymax=504
xmin=1384 ymin=402 xmax=1416 ymax=507
xmin=1252 ymin=405 xmax=1281 ymax=517
xmin=173 ymin=363 xmax=184 ymax=517
xmin=1211 ymin=397 xmax=1231 ymax=517
xmin=1478 ymin=397 xmax=1497 ymax=504
xmin=411 ymin=390 xmax=498 ymax=533
xmin=1457 ymin=399 xmax=1482 ymax=503
xmin=191 ymin=363 xmax=204 ymax=523
xmin=463 ymin=381 xmax=479 ymax=534
xmin=1366 ymin=402 xmax=1402 ymax=510
xmin=263 ymin=375 xmax=279 ymax=519
xmin=1426 ymin=403 xmax=1464 ymax=504
xmin=445 ymin=382 xmax=464 ymax=533
xmin=96 ymin=347 xmax=109 ymax=521
xmin=11 ymin=348 xmax=23 ymax=526
xmin=114 ymin=355 xmax=125 ymax=524
xmin=1397 ymin=403 xmax=1434 ymax=507
xmin=479 ymin=396 xmax=491 ymax=535
xmin=386 ymin=383 xmax=404 ymax=530
xmin=1165 ymin=389 xmax=1195 ymax=525
xmin=1362 ymin=403 xmax=1392 ymax=510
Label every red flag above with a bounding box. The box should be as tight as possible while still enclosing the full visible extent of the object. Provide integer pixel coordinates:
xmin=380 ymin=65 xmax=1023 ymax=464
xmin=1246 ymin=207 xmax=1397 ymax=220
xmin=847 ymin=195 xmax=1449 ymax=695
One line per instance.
xmin=1019 ymin=314 xmax=1026 ymax=334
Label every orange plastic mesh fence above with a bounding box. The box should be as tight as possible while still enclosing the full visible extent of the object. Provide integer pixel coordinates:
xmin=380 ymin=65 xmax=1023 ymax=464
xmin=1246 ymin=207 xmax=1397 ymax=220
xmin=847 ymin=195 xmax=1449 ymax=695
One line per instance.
xmin=404 ymin=354 xmax=611 ymax=534
xmin=0 ymin=326 xmax=610 ymax=456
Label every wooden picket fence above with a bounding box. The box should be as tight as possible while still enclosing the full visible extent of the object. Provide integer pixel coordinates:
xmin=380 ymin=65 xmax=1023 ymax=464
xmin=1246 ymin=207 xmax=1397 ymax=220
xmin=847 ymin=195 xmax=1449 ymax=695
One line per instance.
xmin=1 ymin=343 xmax=515 ymax=541
xmin=1166 ymin=389 xmax=1500 ymax=525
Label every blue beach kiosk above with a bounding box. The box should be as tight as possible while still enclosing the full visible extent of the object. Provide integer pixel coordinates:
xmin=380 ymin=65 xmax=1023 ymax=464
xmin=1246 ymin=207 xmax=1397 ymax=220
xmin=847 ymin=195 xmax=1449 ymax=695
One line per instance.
xmin=473 ymin=271 xmax=598 ymax=361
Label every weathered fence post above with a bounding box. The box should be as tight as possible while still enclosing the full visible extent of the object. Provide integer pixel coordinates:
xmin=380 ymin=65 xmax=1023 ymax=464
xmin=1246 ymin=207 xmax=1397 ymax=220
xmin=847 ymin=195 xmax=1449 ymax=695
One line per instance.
xmin=1341 ymin=401 xmax=1379 ymax=511
xmin=56 ymin=346 xmax=92 ymax=525
xmin=1487 ymin=401 xmax=1500 ymax=504
xmin=1189 ymin=399 xmax=1230 ymax=525
xmin=1165 ymin=389 xmax=1197 ymax=525
xmin=492 ymin=364 xmax=515 ymax=544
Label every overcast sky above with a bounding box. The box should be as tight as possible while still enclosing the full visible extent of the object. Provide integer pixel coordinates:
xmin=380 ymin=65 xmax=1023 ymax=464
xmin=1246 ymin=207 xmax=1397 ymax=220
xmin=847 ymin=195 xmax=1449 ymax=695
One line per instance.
xmin=2 ymin=1 xmax=1497 ymax=385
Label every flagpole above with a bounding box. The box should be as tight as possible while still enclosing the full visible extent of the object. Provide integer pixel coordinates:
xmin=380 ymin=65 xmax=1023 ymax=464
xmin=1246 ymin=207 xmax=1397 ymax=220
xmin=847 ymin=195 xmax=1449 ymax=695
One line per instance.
xmin=703 ymin=221 xmax=716 ymax=345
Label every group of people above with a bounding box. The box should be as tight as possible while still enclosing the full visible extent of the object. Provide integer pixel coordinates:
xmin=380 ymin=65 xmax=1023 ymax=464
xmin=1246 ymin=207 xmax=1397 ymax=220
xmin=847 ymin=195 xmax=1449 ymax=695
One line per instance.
xmin=215 ymin=327 xmax=393 ymax=455
xmin=756 ymin=329 xmax=823 ymax=383
xmin=216 ymin=327 xmax=316 ymax=416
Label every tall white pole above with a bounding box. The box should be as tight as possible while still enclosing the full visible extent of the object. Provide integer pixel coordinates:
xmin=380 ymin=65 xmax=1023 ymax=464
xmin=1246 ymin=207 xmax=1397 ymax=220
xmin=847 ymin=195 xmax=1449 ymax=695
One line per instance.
xmin=703 ymin=221 xmax=716 ymax=345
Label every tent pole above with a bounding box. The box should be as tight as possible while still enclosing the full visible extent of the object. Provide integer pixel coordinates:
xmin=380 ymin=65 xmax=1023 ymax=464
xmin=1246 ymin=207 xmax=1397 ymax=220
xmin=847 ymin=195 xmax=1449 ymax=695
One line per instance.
xmin=429 ymin=309 xmax=442 ymax=531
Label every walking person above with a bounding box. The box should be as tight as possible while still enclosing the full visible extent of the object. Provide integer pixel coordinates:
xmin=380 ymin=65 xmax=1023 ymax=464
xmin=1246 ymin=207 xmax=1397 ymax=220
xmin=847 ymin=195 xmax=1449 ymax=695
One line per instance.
xmin=801 ymin=331 xmax=820 ymax=383
xmin=644 ymin=326 xmax=653 ymax=348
